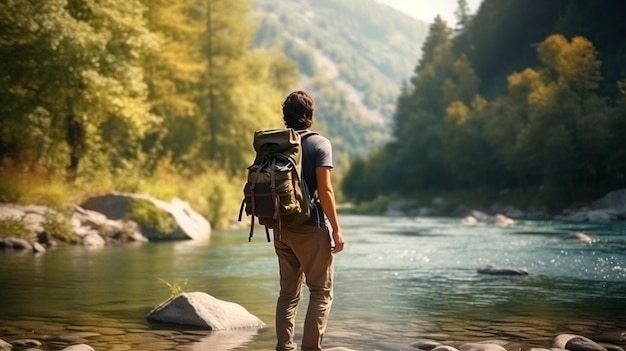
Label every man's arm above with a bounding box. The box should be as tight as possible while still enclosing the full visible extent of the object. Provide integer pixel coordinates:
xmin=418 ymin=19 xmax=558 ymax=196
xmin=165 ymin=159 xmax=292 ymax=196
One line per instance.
xmin=316 ymin=166 xmax=345 ymax=254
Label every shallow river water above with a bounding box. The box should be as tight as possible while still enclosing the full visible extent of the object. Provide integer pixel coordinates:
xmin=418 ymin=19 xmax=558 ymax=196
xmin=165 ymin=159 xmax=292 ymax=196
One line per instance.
xmin=1 ymin=215 xmax=625 ymax=350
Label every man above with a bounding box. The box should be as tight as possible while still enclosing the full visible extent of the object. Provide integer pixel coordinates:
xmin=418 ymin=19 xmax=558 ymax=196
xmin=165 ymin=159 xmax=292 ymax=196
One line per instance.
xmin=274 ymin=90 xmax=345 ymax=351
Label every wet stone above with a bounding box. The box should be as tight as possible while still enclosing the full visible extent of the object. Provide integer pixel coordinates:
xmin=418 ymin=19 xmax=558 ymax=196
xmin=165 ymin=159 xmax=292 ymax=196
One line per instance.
xmin=126 ymin=328 xmax=150 ymax=333
xmin=9 ymin=339 xmax=42 ymax=348
xmin=502 ymin=342 xmax=524 ymax=351
xmin=0 ymin=339 xmax=11 ymax=351
xmin=410 ymin=339 xmax=443 ymax=350
xmin=60 ymin=344 xmax=95 ymax=351
xmin=593 ymin=331 xmax=626 ymax=344
xmin=600 ymin=344 xmax=625 ymax=351
xmin=432 ymin=346 xmax=461 ymax=351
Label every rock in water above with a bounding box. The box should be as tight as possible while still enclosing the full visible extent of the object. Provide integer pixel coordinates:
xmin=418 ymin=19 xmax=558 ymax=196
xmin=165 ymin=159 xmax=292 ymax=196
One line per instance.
xmin=146 ymin=292 xmax=265 ymax=330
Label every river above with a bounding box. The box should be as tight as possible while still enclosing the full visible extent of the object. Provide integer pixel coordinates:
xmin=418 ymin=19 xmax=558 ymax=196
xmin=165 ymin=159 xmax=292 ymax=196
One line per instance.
xmin=1 ymin=215 xmax=625 ymax=350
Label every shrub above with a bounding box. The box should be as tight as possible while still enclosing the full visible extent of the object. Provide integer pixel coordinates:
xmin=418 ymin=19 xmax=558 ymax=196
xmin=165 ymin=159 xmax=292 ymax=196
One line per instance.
xmin=43 ymin=211 xmax=80 ymax=244
xmin=0 ymin=217 xmax=32 ymax=240
xmin=127 ymin=199 xmax=176 ymax=239
xmin=159 ymin=278 xmax=188 ymax=298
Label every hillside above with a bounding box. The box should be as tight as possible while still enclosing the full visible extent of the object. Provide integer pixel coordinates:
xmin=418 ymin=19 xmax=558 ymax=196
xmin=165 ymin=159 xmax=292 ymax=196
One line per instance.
xmin=250 ymin=0 xmax=430 ymax=163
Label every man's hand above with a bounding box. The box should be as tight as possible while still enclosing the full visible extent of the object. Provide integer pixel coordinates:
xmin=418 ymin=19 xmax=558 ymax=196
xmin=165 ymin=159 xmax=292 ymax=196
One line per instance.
xmin=331 ymin=230 xmax=345 ymax=254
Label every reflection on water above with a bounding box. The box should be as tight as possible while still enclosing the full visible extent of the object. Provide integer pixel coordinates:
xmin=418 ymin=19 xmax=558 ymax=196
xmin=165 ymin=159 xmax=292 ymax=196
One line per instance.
xmin=1 ymin=215 xmax=625 ymax=350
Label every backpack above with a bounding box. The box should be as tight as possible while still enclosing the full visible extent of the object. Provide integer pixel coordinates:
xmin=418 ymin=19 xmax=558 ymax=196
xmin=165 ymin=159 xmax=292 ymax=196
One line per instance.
xmin=238 ymin=128 xmax=318 ymax=242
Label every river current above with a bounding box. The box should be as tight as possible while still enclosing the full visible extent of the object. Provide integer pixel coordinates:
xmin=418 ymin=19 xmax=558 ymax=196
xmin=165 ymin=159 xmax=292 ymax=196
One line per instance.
xmin=1 ymin=215 xmax=625 ymax=350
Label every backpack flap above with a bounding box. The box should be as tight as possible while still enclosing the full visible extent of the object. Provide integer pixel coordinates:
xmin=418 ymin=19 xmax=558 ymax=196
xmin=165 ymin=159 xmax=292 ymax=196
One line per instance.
xmin=243 ymin=160 xmax=301 ymax=220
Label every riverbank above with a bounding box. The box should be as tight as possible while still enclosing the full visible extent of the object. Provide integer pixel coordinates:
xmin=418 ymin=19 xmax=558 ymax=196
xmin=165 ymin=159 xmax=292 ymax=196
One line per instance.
xmin=341 ymin=188 xmax=626 ymax=223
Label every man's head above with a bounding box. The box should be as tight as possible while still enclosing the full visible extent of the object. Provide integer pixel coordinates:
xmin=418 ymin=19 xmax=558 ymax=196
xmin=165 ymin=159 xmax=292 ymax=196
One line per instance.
xmin=282 ymin=90 xmax=314 ymax=129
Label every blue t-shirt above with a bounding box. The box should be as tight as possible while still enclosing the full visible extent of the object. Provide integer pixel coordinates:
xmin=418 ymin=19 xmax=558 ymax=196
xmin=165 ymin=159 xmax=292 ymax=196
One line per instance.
xmin=298 ymin=129 xmax=333 ymax=227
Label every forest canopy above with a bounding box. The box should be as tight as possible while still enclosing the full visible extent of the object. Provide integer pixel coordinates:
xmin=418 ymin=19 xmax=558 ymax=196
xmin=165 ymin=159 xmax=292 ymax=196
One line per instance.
xmin=0 ymin=0 xmax=296 ymax=226
xmin=342 ymin=0 xmax=626 ymax=209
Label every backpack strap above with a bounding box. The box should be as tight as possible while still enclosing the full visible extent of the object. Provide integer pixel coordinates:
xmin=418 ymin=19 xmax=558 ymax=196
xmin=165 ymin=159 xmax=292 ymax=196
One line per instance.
xmin=298 ymin=130 xmax=325 ymax=228
xmin=245 ymin=158 xmax=270 ymax=242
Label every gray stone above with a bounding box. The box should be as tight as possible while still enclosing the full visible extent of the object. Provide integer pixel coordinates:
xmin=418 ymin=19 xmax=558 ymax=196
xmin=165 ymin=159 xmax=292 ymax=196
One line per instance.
xmin=21 ymin=212 xmax=45 ymax=233
xmin=60 ymin=345 xmax=95 ymax=351
xmin=459 ymin=343 xmax=508 ymax=351
xmin=9 ymin=339 xmax=42 ymax=348
xmin=477 ymin=265 xmax=529 ymax=276
xmin=599 ymin=344 xmax=624 ymax=351
xmin=146 ymin=292 xmax=265 ymax=330
xmin=0 ymin=338 xmax=12 ymax=350
xmin=0 ymin=206 xmax=24 ymax=220
xmin=81 ymin=193 xmax=210 ymax=241
xmin=493 ymin=214 xmax=515 ymax=227
xmin=82 ymin=232 xmax=106 ymax=247
xmin=411 ymin=339 xmax=443 ymax=350
xmin=432 ymin=346 xmax=461 ymax=351
xmin=593 ymin=331 xmax=626 ymax=343
xmin=553 ymin=334 xmax=607 ymax=351
xmin=32 ymin=241 xmax=47 ymax=253
xmin=461 ymin=216 xmax=478 ymax=225
xmin=0 ymin=237 xmax=33 ymax=250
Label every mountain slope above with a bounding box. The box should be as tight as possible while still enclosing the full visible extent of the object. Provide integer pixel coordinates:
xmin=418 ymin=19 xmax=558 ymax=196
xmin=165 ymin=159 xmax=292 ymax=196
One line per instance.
xmin=251 ymin=0 xmax=429 ymax=162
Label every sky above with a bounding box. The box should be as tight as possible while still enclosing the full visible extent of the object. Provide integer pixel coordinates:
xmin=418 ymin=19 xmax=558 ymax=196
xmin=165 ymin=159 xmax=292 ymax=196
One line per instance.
xmin=375 ymin=0 xmax=484 ymax=25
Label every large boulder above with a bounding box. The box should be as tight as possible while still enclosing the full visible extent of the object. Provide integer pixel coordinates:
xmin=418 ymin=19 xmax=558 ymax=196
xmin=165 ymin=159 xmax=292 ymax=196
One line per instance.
xmin=80 ymin=193 xmax=210 ymax=241
xmin=70 ymin=206 xmax=148 ymax=244
xmin=146 ymin=292 xmax=265 ymax=330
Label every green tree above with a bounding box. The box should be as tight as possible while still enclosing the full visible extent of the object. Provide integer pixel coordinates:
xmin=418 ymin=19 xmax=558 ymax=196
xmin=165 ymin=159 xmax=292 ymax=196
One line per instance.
xmin=0 ymin=0 xmax=155 ymax=178
xmin=142 ymin=0 xmax=205 ymax=170
xmin=453 ymin=0 xmax=473 ymax=33
xmin=194 ymin=0 xmax=289 ymax=174
xmin=516 ymin=35 xmax=609 ymax=197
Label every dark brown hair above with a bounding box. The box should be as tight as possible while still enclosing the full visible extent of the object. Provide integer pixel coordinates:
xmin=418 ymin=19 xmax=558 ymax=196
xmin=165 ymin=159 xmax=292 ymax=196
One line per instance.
xmin=282 ymin=90 xmax=314 ymax=129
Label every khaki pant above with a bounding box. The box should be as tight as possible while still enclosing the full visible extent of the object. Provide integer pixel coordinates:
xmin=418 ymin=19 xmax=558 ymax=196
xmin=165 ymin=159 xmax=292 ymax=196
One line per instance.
xmin=274 ymin=225 xmax=334 ymax=351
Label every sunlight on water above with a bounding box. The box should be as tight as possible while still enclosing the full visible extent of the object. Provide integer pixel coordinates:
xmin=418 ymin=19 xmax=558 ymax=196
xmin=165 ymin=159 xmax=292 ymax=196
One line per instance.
xmin=1 ymin=215 xmax=625 ymax=350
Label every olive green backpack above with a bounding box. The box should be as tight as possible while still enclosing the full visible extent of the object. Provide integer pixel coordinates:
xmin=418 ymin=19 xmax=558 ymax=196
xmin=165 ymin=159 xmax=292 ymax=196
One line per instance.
xmin=238 ymin=128 xmax=317 ymax=241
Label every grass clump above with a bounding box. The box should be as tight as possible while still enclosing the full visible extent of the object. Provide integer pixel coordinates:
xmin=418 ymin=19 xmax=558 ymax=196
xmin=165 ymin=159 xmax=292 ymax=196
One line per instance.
xmin=0 ymin=217 xmax=32 ymax=240
xmin=43 ymin=211 xmax=80 ymax=244
xmin=127 ymin=199 xmax=176 ymax=239
xmin=159 ymin=278 xmax=188 ymax=298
